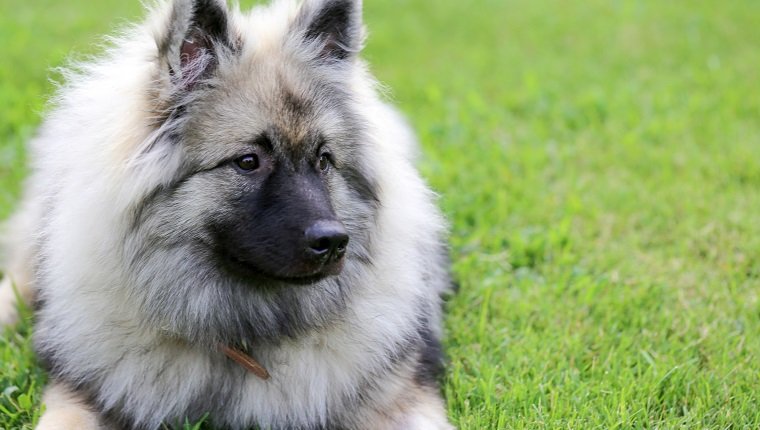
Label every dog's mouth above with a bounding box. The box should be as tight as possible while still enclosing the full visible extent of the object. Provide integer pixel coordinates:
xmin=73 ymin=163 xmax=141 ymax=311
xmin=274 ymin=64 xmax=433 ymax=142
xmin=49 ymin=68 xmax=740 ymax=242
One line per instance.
xmin=216 ymin=248 xmax=345 ymax=286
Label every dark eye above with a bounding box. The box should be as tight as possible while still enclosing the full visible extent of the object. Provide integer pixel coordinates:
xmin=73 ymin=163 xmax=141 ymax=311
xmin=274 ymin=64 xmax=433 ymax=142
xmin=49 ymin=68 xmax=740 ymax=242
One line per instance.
xmin=234 ymin=154 xmax=260 ymax=172
xmin=318 ymin=153 xmax=332 ymax=173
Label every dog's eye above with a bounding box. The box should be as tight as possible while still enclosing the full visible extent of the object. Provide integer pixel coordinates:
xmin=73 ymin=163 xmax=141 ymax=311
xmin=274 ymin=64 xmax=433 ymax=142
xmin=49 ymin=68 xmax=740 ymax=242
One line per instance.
xmin=235 ymin=154 xmax=260 ymax=172
xmin=318 ymin=153 xmax=332 ymax=173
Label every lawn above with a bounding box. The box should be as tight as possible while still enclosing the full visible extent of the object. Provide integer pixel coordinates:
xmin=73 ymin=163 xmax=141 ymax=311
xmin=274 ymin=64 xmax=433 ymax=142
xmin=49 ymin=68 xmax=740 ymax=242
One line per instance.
xmin=2 ymin=0 xmax=760 ymax=428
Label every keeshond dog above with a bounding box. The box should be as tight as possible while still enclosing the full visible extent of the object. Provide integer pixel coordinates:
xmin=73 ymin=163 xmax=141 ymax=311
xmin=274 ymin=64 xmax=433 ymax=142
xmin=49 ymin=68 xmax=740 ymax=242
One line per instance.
xmin=0 ymin=0 xmax=454 ymax=429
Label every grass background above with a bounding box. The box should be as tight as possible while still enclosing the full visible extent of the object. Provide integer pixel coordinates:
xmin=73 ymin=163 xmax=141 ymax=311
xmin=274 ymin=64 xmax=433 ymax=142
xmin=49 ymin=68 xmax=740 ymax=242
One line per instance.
xmin=2 ymin=0 xmax=760 ymax=428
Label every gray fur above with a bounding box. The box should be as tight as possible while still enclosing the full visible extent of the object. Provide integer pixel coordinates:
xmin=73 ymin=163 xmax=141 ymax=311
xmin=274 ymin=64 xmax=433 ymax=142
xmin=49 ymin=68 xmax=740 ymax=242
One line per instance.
xmin=1 ymin=0 xmax=454 ymax=429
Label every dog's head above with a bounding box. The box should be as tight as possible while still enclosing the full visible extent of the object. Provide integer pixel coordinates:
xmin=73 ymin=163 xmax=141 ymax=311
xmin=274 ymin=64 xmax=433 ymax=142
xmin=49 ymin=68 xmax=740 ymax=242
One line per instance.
xmin=126 ymin=0 xmax=381 ymax=342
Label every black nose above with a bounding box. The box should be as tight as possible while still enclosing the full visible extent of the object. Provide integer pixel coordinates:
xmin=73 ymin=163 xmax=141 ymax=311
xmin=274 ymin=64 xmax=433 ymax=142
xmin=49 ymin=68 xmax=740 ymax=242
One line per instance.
xmin=305 ymin=220 xmax=349 ymax=259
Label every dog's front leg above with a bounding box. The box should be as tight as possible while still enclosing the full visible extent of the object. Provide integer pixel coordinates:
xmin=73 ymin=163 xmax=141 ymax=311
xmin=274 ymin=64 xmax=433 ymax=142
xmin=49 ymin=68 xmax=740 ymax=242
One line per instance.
xmin=401 ymin=389 xmax=456 ymax=430
xmin=367 ymin=386 xmax=454 ymax=430
xmin=36 ymin=382 xmax=101 ymax=430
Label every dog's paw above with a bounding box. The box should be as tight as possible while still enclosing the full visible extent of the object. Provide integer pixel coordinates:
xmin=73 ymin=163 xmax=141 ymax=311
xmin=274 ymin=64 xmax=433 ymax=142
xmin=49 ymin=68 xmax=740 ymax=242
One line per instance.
xmin=36 ymin=383 xmax=101 ymax=430
xmin=36 ymin=413 xmax=100 ymax=430
xmin=404 ymin=413 xmax=456 ymax=430
xmin=0 ymin=276 xmax=21 ymax=327
xmin=402 ymin=398 xmax=456 ymax=430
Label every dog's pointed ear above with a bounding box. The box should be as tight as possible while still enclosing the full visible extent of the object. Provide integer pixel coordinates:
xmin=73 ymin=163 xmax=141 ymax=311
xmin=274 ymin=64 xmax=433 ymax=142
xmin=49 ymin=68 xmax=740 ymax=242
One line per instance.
xmin=159 ymin=0 xmax=231 ymax=89
xmin=296 ymin=0 xmax=364 ymax=62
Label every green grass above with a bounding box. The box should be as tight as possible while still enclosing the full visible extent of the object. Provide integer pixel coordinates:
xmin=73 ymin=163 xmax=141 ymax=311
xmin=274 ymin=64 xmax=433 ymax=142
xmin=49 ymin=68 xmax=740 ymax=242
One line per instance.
xmin=2 ymin=0 xmax=760 ymax=428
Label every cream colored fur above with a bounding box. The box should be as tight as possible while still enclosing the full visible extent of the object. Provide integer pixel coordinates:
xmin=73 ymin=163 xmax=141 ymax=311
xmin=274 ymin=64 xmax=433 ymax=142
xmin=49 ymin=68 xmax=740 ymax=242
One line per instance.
xmin=36 ymin=383 xmax=101 ymax=430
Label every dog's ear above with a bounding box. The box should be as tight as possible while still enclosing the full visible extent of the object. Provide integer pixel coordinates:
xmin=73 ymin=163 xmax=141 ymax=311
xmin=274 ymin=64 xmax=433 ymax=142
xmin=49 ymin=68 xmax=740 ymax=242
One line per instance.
xmin=159 ymin=0 xmax=231 ymax=90
xmin=296 ymin=0 xmax=364 ymax=62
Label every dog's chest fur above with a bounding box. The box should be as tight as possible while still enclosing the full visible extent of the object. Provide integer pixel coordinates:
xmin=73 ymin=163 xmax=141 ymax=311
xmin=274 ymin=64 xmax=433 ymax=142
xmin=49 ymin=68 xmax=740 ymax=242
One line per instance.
xmin=39 ymin=275 xmax=435 ymax=429
xmin=124 ymin=320 xmax=421 ymax=428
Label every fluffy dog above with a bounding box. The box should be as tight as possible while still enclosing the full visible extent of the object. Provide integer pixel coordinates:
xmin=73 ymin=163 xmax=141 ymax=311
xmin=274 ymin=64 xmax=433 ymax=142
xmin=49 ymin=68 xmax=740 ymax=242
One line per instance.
xmin=0 ymin=0 xmax=453 ymax=428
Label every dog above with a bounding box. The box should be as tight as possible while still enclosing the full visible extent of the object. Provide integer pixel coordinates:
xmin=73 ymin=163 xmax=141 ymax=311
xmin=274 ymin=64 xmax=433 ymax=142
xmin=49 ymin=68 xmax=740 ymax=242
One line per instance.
xmin=0 ymin=0 xmax=454 ymax=428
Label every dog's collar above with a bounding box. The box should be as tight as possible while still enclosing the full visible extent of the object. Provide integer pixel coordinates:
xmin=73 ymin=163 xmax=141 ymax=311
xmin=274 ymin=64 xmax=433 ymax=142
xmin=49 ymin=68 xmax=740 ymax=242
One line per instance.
xmin=220 ymin=344 xmax=270 ymax=380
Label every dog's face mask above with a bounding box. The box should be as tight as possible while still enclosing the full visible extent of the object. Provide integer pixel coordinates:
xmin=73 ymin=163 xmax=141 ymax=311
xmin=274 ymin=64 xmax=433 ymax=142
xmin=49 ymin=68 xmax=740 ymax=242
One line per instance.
xmin=209 ymin=131 xmax=350 ymax=283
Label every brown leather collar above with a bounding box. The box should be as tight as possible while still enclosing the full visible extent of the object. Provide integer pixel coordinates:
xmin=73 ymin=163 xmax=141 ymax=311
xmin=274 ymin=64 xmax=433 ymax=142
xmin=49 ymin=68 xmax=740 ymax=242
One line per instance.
xmin=220 ymin=344 xmax=270 ymax=380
